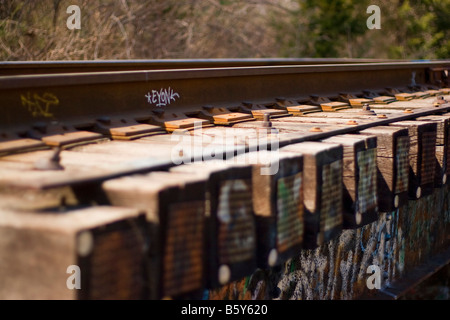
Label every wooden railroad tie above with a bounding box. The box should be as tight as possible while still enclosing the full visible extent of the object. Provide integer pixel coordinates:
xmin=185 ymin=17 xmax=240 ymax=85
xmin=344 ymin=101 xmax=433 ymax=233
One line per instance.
xmin=321 ymin=134 xmax=378 ymax=229
xmin=280 ymin=142 xmax=343 ymax=249
xmin=231 ymin=151 xmax=304 ymax=268
xmin=103 ymin=171 xmax=208 ymax=299
xmin=389 ymin=120 xmax=438 ymax=199
xmin=359 ymin=126 xmax=410 ymax=212
xmin=0 ymin=206 xmax=147 ymax=300
xmin=415 ymin=114 xmax=450 ymax=187
xmin=170 ymin=162 xmax=257 ymax=290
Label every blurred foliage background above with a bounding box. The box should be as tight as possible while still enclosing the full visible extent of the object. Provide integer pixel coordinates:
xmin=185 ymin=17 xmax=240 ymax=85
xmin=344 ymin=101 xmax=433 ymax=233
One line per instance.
xmin=0 ymin=0 xmax=448 ymax=60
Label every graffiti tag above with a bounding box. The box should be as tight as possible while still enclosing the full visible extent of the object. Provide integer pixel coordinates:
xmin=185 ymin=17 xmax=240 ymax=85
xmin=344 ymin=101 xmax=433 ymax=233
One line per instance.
xmin=20 ymin=92 xmax=59 ymax=118
xmin=145 ymin=87 xmax=180 ymax=107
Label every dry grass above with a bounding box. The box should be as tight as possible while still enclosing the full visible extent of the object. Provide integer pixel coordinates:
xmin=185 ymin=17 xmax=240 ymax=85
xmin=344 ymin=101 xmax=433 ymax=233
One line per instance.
xmin=0 ymin=0 xmax=447 ymax=61
xmin=0 ymin=0 xmax=293 ymax=60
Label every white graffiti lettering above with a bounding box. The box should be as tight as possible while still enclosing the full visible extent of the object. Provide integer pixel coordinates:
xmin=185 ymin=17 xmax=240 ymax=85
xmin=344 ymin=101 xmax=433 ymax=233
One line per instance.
xmin=145 ymin=87 xmax=180 ymax=107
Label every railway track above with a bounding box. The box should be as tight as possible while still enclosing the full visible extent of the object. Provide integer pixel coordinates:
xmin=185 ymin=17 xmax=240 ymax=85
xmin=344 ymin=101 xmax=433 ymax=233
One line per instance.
xmin=0 ymin=60 xmax=449 ymax=300
xmin=0 ymin=58 xmax=407 ymax=76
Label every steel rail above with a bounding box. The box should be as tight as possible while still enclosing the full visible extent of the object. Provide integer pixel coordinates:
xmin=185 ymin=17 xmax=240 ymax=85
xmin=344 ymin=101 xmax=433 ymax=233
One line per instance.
xmin=0 ymin=58 xmax=411 ymax=76
xmin=1 ymin=61 xmax=449 ymax=132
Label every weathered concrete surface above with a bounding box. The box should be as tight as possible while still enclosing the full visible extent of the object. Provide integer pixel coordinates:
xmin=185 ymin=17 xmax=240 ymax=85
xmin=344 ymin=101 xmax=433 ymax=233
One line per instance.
xmin=208 ymin=184 xmax=450 ymax=300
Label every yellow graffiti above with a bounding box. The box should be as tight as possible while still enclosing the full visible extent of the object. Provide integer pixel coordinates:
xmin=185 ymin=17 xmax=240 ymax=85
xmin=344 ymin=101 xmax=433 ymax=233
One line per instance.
xmin=20 ymin=92 xmax=59 ymax=118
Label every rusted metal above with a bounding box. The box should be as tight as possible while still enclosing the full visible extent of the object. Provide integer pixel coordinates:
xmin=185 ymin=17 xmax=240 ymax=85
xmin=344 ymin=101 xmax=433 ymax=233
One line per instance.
xmin=0 ymin=138 xmax=48 ymax=157
xmin=363 ymin=90 xmax=396 ymax=104
xmin=0 ymin=58 xmax=409 ymax=76
xmin=358 ymin=105 xmax=377 ymax=116
xmin=23 ymin=122 xmax=104 ymax=148
xmin=93 ymin=117 xmax=165 ymax=139
xmin=193 ymin=106 xmax=254 ymax=126
xmin=436 ymin=96 xmax=448 ymax=105
xmin=309 ymin=95 xmax=350 ymax=111
xmin=371 ymin=247 xmax=450 ymax=300
xmin=144 ymin=111 xmax=213 ymax=132
xmin=231 ymin=101 xmax=291 ymax=120
xmin=338 ymin=92 xmax=374 ymax=107
xmin=411 ymin=84 xmax=441 ymax=97
xmin=385 ymin=87 xmax=415 ymax=101
xmin=1 ymin=62 xmax=449 ymax=134
xmin=262 ymin=113 xmax=272 ymax=128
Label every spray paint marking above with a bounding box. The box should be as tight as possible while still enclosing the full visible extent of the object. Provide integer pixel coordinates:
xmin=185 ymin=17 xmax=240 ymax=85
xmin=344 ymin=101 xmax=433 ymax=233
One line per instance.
xmin=145 ymin=87 xmax=180 ymax=107
xmin=20 ymin=92 xmax=59 ymax=118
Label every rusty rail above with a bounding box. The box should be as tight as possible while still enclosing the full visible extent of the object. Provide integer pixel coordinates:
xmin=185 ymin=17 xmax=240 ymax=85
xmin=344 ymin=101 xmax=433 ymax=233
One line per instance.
xmin=1 ymin=61 xmax=449 ymax=131
xmin=0 ymin=58 xmax=411 ymax=76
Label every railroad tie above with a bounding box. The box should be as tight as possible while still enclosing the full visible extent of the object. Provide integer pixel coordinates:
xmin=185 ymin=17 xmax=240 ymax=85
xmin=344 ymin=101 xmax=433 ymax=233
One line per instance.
xmin=280 ymin=142 xmax=344 ymax=249
xmin=103 ymin=171 xmax=208 ymax=300
xmin=389 ymin=120 xmax=438 ymax=199
xmin=358 ymin=126 xmax=410 ymax=212
xmin=0 ymin=206 xmax=146 ymax=300
xmin=321 ymin=134 xmax=379 ymax=229
xmin=231 ymin=150 xmax=304 ymax=268
xmin=170 ymin=162 xmax=257 ymax=289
